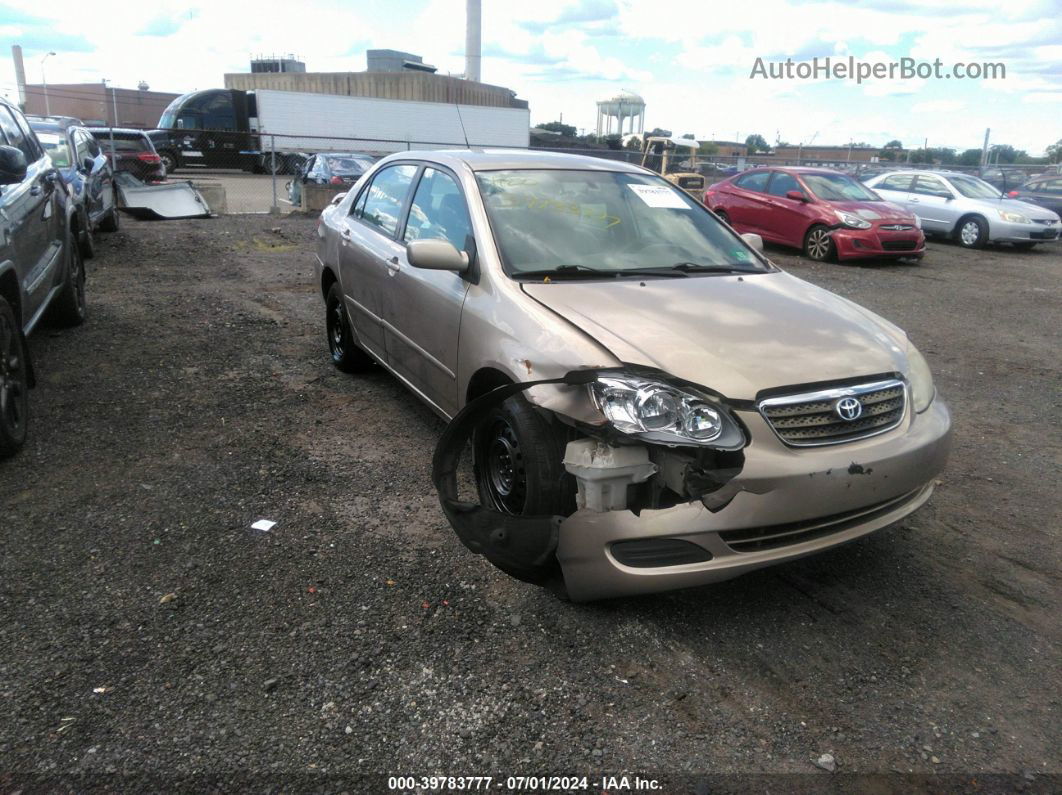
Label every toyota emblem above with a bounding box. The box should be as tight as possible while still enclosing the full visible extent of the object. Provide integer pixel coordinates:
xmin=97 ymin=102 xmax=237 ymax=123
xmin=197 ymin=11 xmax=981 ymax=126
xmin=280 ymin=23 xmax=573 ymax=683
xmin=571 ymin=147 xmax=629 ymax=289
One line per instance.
xmin=835 ymin=396 xmax=863 ymax=421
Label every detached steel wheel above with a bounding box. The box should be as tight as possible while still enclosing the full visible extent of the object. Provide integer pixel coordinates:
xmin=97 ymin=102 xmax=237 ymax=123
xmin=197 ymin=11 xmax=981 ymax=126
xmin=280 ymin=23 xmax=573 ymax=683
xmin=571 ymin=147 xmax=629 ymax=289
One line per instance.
xmin=804 ymin=224 xmax=835 ymax=261
xmin=0 ymin=297 xmax=28 ymax=458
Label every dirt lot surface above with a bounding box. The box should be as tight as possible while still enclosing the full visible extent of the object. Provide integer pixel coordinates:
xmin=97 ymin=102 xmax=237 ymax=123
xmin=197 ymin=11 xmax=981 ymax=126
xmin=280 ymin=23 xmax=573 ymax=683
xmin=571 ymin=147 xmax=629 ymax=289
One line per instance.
xmin=1 ymin=215 xmax=1059 ymax=791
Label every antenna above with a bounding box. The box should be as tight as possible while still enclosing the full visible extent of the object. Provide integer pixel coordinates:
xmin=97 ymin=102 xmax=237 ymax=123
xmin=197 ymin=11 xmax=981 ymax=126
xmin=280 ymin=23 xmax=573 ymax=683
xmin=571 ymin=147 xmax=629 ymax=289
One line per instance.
xmin=454 ymin=103 xmax=471 ymax=148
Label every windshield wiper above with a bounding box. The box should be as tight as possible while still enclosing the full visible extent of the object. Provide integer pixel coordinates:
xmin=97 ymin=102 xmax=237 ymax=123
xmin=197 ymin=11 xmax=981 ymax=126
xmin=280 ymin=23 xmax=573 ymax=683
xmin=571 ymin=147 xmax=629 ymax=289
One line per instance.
xmin=669 ymin=262 xmax=755 ymax=274
xmin=512 ymin=265 xmax=686 ymax=280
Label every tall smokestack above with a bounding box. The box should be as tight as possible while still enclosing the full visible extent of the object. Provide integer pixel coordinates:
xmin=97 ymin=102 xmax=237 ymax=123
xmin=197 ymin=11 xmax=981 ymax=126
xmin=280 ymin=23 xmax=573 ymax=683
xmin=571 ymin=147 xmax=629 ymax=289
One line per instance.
xmin=465 ymin=0 xmax=481 ymax=83
xmin=11 ymin=45 xmax=27 ymax=106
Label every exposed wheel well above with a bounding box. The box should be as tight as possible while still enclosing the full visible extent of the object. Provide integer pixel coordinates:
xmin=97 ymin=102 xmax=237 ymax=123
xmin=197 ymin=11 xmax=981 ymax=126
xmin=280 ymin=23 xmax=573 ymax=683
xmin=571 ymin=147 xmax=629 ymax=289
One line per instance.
xmin=0 ymin=270 xmax=21 ymax=326
xmin=320 ymin=267 xmax=337 ymax=299
xmin=466 ymin=367 xmax=513 ymax=404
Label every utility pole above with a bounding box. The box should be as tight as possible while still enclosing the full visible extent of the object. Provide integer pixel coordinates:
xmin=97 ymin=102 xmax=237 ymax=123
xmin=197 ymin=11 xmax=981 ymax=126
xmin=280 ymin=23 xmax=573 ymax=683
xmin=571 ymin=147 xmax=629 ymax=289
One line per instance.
xmin=40 ymin=51 xmax=55 ymax=115
xmin=102 ymin=79 xmax=116 ymax=164
xmin=980 ymin=128 xmax=991 ymax=166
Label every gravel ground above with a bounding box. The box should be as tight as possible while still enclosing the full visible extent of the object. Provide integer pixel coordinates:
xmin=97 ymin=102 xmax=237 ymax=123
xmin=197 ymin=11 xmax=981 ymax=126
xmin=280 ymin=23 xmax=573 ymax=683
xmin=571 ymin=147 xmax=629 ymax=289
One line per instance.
xmin=1 ymin=215 xmax=1059 ymax=792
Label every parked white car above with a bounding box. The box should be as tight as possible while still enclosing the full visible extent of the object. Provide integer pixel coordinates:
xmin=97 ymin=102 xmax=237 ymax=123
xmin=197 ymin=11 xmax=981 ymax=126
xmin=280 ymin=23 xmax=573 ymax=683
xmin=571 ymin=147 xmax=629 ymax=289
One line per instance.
xmin=864 ymin=170 xmax=1061 ymax=249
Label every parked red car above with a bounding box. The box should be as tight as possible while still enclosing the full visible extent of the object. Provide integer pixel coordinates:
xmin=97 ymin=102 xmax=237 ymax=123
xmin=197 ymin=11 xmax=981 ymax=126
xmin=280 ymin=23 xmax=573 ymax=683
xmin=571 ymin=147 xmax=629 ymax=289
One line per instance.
xmin=704 ymin=167 xmax=925 ymax=261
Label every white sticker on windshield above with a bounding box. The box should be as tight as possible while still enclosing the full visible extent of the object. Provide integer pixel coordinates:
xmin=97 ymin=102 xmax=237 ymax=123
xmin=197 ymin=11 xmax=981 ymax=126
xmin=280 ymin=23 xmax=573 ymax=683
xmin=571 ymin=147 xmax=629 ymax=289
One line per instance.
xmin=627 ymin=184 xmax=691 ymax=209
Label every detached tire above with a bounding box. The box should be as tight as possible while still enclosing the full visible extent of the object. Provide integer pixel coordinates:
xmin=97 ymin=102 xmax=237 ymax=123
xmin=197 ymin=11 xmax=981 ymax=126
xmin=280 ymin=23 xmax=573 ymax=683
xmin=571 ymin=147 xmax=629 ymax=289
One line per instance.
xmin=0 ymin=296 xmax=29 ymax=459
xmin=51 ymin=229 xmax=87 ymax=327
xmin=804 ymin=224 xmax=835 ymax=261
xmin=956 ymin=216 xmax=988 ymax=249
xmin=325 ymin=282 xmax=373 ymax=372
xmin=472 ymin=395 xmax=575 ymax=517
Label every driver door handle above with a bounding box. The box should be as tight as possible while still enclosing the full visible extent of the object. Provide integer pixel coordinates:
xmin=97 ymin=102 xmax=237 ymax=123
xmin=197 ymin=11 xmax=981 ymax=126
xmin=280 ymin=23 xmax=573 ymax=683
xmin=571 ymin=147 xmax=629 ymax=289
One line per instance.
xmin=386 ymin=255 xmax=401 ymax=274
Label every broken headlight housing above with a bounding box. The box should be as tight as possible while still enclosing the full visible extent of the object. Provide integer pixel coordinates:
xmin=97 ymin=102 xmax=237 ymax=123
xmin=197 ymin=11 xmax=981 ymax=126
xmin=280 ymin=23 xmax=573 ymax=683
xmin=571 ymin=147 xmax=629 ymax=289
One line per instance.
xmin=590 ymin=375 xmax=746 ymax=450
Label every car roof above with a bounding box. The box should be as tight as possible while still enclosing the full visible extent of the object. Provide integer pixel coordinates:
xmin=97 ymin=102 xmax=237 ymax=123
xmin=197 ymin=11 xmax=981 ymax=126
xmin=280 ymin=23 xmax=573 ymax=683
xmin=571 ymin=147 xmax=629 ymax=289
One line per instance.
xmin=398 ymin=148 xmax=652 ymax=174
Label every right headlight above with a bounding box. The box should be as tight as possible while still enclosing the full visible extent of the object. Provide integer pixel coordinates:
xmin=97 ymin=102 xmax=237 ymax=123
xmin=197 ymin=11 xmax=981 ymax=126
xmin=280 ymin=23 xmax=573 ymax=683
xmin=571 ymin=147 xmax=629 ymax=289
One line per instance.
xmin=590 ymin=374 xmax=746 ymax=450
xmin=906 ymin=344 xmax=936 ymax=413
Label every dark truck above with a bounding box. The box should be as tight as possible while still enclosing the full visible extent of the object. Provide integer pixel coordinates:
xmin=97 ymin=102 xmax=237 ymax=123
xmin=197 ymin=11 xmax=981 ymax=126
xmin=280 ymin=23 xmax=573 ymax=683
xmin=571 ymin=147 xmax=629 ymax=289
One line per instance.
xmin=0 ymin=97 xmax=87 ymax=458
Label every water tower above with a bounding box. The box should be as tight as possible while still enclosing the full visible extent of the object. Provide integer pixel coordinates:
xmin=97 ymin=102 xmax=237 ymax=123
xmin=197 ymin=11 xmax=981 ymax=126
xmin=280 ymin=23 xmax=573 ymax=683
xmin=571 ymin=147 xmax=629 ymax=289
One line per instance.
xmin=596 ymin=90 xmax=645 ymax=136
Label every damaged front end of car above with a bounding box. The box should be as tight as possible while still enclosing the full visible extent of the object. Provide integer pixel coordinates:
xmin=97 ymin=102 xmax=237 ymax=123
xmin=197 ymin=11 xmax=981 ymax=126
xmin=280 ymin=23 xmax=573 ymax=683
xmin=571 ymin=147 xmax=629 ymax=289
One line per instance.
xmin=431 ymin=367 xmax=759 ymax=597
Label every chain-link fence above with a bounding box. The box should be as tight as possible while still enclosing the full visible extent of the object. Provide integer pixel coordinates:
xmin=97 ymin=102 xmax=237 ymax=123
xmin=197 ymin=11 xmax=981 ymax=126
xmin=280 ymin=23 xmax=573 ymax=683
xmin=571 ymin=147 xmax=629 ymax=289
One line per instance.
xmin=145 ymin=127 xmax=1058 ymax=214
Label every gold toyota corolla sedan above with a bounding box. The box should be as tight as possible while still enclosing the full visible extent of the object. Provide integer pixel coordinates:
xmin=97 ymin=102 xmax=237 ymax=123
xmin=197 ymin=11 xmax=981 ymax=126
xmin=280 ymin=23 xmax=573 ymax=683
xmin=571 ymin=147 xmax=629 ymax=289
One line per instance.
xmin=314 ymin=150 xmax=951 ymax=601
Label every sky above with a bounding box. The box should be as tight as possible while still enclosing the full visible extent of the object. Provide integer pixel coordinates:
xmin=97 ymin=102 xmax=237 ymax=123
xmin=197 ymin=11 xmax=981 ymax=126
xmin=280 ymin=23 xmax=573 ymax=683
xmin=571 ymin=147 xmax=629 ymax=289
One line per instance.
xmin=1 ymin=0 xmax=1059 ymax=155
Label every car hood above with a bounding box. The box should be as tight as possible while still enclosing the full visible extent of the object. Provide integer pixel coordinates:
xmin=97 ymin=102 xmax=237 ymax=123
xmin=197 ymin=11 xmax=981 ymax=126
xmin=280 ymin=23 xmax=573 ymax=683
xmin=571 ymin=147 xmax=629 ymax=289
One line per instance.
xmin=521 ymin=271 xmax=909 ymax=400
xmin=992 ymin=197 xmax=1060 ymax=219
xmin=827 ymin=200 xmax=914 ymax=223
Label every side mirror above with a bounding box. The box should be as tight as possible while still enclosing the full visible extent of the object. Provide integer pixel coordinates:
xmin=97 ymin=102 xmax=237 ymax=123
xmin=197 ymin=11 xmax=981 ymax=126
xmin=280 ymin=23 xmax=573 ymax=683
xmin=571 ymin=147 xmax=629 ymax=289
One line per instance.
xmin=785 ymin=190 xmax=807 ymax=202
xmin=0 ymin=145 xmax=28 ymax=185
xmin=82 ymin=157 xmax=95 ymax=173
xmin=406 ymin=238 xmax=469 ymax=272
xmin=741 ymin=232 xmax=764 ymax=252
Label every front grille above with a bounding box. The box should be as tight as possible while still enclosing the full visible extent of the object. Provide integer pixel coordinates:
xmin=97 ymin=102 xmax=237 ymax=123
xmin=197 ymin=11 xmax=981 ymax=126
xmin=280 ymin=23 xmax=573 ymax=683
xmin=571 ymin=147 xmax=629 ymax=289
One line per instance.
xmin=1033 ymin=218 xmax=1058 ymax=225
xmin=719 ymin=487 xmax=925 ymax=553
xmin=758 ymin=379 xmax=907 ymax=447
xmin=881 ymin=240 xmax=918 ymax=251
xmin=879 ymin=224 xmax=914 ymax=231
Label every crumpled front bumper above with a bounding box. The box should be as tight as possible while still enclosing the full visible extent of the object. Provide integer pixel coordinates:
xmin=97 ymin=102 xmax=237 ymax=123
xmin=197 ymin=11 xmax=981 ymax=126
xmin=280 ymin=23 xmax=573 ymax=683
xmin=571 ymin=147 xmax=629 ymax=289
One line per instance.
xmin=556 ymin=398 xmax=951 ymax=601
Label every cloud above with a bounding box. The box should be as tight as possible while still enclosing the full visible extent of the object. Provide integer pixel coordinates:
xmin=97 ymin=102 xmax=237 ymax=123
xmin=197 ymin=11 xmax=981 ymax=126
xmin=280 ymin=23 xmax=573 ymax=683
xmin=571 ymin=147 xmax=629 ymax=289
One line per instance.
xmin=138 ymin=16 xmax=183 ymax=37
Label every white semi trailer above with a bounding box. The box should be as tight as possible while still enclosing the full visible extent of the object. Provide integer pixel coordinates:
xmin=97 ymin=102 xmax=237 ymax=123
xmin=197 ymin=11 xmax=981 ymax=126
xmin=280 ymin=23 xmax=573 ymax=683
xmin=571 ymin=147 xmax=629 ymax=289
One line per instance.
xmin=150 ymin=88 xmax=531 ymax=174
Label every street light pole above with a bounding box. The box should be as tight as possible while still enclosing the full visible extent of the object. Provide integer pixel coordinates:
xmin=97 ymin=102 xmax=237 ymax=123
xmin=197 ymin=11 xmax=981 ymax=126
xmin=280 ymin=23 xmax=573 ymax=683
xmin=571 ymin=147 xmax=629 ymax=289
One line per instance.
xmin=41 ymin=51 xmax=56 ymax=115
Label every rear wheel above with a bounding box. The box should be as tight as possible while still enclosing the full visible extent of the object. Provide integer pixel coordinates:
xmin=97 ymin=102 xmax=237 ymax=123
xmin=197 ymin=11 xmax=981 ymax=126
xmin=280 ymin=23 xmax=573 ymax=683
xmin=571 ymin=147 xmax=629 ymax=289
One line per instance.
xmin=804 ymin=224 xmax=835 ymax=261
xmin=325 ymin=283 xmax=373 ymax=372
xmin=0 ymin=296 xmax=28 ymax=459
xmin=51 ymin=229 xmax=87 ymax=327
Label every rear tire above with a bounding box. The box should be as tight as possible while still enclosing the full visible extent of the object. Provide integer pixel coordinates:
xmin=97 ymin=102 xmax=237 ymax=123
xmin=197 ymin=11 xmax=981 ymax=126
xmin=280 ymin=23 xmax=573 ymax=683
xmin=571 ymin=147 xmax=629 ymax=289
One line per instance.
xmin=804 ymin=224 xmax=835 ymax=261
xmin=52 ymin=229 xmax=87 ymax=327
xmin=956 ymin=216 xmax=988 ymax=249
xmin=0 ymin=296 xmax=29 ymax=459
xmin=325 ymin=283 xmax=373 ymax=372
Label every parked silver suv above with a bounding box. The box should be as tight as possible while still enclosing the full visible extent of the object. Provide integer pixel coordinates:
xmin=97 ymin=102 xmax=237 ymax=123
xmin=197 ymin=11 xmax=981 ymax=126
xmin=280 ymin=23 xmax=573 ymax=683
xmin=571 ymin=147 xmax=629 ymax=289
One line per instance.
xmin=315 ymin=150 xmax=951 ymax=601
xmin=865 ymin=170 xmax=1061 ymax=249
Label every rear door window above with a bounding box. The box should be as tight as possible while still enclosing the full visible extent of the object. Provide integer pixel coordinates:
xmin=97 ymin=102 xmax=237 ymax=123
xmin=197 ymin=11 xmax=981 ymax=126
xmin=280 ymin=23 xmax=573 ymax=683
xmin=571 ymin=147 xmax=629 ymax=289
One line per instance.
xmin=735 ymin=171 xmax=769 ymax=192
xmin=356 ymin=164 xmax=418 ymax=238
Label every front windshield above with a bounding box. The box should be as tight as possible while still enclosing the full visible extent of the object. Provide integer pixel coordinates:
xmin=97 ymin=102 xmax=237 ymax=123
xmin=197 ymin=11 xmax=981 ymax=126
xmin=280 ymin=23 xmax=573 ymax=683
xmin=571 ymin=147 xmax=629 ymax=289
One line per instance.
xmin=37 ymin=133 xmax=71 ymax=168
xmin=802 ymin=173 xmax=882 ymax=201
xmin=475 ymin=169 xmax=767 ymax=275
xmin=948 ymin=174 xmax=1003 ymax=199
